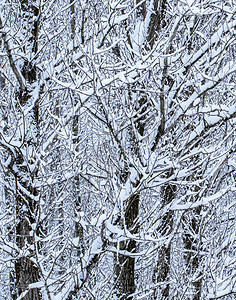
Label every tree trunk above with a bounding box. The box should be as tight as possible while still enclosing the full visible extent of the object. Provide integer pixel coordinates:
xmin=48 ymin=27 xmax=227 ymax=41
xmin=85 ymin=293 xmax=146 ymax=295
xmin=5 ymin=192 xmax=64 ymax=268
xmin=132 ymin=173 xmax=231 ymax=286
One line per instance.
xmin=183 ymin=206 xmax=203 ymax=300
xmin=13 ymin=96 xmax=41 ymax=300
xmin=15 ymin=258 xmax=41 ymax=300
xmin=152 ymin=172 xmax=176 ymax=299
xmin=145 ymin=1 xmax=175 ymax=297
xmin=72 ymin=112 xmax=84 ymax=257
xmin=115 ymin=193 xmax=139 ymax=299
xmin=146 ymin=0 xmax=167 ymax=49
xmin=115 ymin=1 xmax=169 ymax=297
xmin=9 ymin=1 xmax=41 ymax=298
xmin=70 ymin=0 xmax=84 ymax=262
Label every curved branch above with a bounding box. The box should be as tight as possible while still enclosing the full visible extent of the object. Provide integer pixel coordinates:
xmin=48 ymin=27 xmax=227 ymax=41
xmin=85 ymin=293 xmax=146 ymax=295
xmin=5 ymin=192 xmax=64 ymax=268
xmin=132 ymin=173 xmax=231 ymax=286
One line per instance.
xmin=0 ymin=17 xmax=25 ymax=90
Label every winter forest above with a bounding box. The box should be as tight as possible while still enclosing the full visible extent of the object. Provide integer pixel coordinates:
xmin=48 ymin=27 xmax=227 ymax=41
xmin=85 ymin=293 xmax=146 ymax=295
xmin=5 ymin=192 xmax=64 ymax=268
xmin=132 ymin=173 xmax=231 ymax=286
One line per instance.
xmin=0 ymin=0 xmax=235 ymax=299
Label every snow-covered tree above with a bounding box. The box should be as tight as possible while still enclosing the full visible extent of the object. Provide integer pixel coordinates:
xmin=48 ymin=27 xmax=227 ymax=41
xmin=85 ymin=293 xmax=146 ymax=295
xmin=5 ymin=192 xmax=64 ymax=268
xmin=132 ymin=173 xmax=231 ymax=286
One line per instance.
xmin=0 ymin=0 xmax=235 ymax=299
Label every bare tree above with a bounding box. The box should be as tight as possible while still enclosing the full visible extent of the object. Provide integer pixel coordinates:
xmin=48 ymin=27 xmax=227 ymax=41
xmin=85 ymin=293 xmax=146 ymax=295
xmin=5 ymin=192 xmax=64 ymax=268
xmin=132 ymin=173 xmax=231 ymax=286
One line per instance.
xmin=1 ymin=0 xmax=42 ymax=298
xmin=0 ymin=1 xmax=235 ymax=299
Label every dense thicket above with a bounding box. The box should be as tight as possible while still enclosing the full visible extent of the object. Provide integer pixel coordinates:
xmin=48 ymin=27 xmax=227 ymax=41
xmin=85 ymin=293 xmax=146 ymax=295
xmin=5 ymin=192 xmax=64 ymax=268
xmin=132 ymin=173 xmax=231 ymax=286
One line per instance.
xmin=0 ymin=0 xmax=235 ymax=299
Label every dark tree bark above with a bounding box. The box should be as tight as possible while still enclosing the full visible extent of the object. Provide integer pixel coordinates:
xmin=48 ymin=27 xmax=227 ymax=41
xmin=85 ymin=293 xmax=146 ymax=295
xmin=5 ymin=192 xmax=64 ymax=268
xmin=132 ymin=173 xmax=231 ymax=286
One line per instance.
xmin=142 ymin=1 xmax=176 ymax=298
xmin=113 ymin=3 xmax=147 ymax=294
xmin=2 ymin=1 xmax=42 ymax=298
xmin=136 ymin=0 xmax=147 ymax=19
xmin=114 ymin=192 xmax=140 ymax=299
xmin=183 ymin=206 xmax=203 ymax=300
xmin=146 ymin=0 xmax=167 ymax=49
xmin=115 ymin=1 xmax=170 ymax=298
xmin=14 ymin=145 xmax=41 ymax=298
xmin=152 ymin=171 xmax=176 ymax=299
xmin=70 ymin=0 xmax=84 ymax=260
xmin=72 ymin=114 xmax=84 ymax=257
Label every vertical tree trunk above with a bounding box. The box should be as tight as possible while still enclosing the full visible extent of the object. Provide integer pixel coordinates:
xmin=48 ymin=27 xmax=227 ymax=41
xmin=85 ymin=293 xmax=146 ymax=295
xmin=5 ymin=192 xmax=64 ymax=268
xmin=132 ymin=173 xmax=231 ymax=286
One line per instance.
xmin=115 ymin=1 xmax=169 ymax=298
xmin=72 ymin=115 xmax=84 ymax=257
xmin=13 ymin=108 xmax=41 ymax=300
xmin=14 ymin=80 xmax=42 ymax=295
xmin=115 ymin=192 xmax=140 ymax=299
xmin=152 ymin=171 xmax=176 ymax=299
xmin=70 ymin=0 xmax=85 ymax=260
xmin=114 ymin=2 xmax=149 ymax=296
xmin=181 ymin=15 xmax=205 ymax=299
xmin=4 ymin=1 xmax=42 ymax=298
xmin=145 ymin=1 xmax=175 ymax=297
xmin=146 ymin=0 xmax=167 ymax=49
xmin=183 ymin=206 xmax=203 ymax=300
